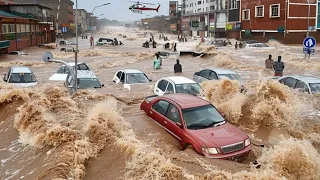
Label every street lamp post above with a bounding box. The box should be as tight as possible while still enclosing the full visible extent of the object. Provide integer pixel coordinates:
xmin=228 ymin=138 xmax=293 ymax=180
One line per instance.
xmin=307 ymin=0 xmax=310 ymax=37
xmin=92 ymin=3 xmax=111 ymax=48
xmin=97 ymin=14 xmax=104 ymax=38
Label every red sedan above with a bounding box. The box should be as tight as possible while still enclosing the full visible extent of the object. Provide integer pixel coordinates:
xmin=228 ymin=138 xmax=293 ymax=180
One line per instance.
xmin=140 ymin=94 xmax=251 ymax=159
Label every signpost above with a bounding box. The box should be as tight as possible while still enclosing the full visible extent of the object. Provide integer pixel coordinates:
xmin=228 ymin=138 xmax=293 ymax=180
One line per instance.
xmin=303 ymin=36 xmax=316 ymax=59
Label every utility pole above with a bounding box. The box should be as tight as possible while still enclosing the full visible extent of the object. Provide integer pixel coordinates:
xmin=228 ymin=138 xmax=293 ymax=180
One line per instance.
xmin=74 ymin=0 xmax=78 ymax=92
xmin=214 ymin=0 xmax=218 ymax=40
xmin=307 ymin=0 xmax=310 ymax=37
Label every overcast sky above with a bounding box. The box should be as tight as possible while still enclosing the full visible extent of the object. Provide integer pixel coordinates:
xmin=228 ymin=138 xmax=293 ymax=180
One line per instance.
xmin=75 ymin=0 xmax=173 ymax=21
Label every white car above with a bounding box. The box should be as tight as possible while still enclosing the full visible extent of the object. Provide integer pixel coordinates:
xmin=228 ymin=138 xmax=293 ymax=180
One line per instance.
xmin=49 ymin=62 xmax=91 ymax=81
xmin=8 ymin=51 xmax=28 ymax=55
xmin=277 ymin=75 xmax=320 ymax=94
xmin=59 ymin=40 xmax=75 ymax=46
xmin=244 ymin=43 xmax=275 ymax=49
xmin=154 ymin=76 xmax=204 ymax=97
xmin=193 ymin=68 xmax=245 ymax=84
xmin=113 ymin=69 xmax=152 ymax=90
xmin=3 ymin=66 xmax=38 ymax=87
xmin=65 ymin=70 xmax=104 ymax=90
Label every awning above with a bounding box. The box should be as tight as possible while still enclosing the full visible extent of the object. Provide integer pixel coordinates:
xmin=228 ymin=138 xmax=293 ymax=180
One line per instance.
xmin=0 ymin=10 xmax=27 ymax=19
xmin=0 ymin=40 xmax=10 ymax=49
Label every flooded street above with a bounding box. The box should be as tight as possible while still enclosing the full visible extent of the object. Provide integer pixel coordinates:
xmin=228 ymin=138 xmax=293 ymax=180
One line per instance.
xmin=0 ymin=26 xmax=320 ymax=180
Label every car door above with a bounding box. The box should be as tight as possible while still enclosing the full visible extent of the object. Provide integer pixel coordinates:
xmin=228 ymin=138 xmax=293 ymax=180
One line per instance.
xmin=155 ymin=79 xmax=169 ymax=95
xmin=150 ymin=100 xmax=170 ymax=127
xmin=113 ymin=71 xmax=123 ymax=83
xmin=193 ymin=71 xmax=202 ymax=83
xmin=164 ymin=103 xmax=184 ymax=141
xmin=295 ymin=80 xmax=310 ymax=94
xmin=3 ymin=68 xmax=11 ymax=83
xmin=166 ymin=82 xmax=174 ymax=94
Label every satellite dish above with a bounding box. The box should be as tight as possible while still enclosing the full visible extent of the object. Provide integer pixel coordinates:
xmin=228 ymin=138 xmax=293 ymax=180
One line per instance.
xmin=42 ymin=52 xmax=53 ymax=62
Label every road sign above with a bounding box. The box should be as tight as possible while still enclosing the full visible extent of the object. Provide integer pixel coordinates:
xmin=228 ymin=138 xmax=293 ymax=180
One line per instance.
xmin=303 ymin=36 xmax=316 ymax=48
xmin=62 ymin=27 xmax=67 ymax=33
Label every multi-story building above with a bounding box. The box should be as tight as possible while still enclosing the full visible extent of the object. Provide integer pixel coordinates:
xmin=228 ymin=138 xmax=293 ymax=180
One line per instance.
xmin=241 ymin=0 xmax=318 ymax=44
xmin=182 ymin=0 xmax=227 ymax=37
xmin=226 ymin=0 xmax=241 ymax=39
xmin=0 ymin=4 xmax=55 ymax=53
xmin=73 ymin=9 xmax=88 ymax=34
xmin=140 ymin=16 xmax=170 ymax=33
xmin=14 ymin=0 xmax=74 ymax=35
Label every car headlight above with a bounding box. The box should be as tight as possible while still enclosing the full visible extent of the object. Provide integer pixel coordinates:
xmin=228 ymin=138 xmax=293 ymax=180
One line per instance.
xmin=244 ymin=138 xmax=251 ymax=147
xmin=202 ymin=146 xmax=219 ymax=155
xmin=208 ymin=148 xmax=219 ymax=155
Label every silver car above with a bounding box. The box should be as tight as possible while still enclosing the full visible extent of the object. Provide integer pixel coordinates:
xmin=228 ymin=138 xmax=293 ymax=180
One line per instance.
xmin=193 ymin=68 xmax=244 ymax=84
xmin=3 ymin=66 xmax=38 ymax=87
xmin=278 ymin=75 xmax=320 ymax=94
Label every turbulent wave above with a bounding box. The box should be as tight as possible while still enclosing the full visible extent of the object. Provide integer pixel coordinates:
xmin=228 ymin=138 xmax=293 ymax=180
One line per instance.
xmin=0 ymin=60 xmax=46 ymax=68
xmin=202 ymin=79 xmax=305 ymax=132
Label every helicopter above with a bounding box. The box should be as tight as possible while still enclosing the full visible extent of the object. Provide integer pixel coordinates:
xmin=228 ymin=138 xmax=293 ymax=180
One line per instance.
xmin=128 ymin=1 xmax=160 ymax=14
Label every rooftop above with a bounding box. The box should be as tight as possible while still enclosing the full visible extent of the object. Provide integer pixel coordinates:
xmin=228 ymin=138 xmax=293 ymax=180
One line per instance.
xmin=0 ymin=4 xmax=52 ymax=10
xmin=76 ymin=70 xmax=97 ymax=79
xmin=162 ymin=93 xmax=209 ymax=109
xmin=122 ymin=69 xmax=144 ymax=74
xmin=166 ymin=76 xmax=196 ymax=84
xmin=11 ymin=66 xmax=32 ymax=73
xmin=0 ymin=9 xmax=26 ymax=19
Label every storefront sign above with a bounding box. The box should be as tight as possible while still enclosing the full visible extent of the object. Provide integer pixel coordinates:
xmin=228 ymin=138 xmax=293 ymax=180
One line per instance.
xmin=191 ymin=21 xmax=199 ymax=27
xmin=170 ymin=24 xmax=177 ymax=31
xmin=226 ymin=22 xmax=241 ymax=30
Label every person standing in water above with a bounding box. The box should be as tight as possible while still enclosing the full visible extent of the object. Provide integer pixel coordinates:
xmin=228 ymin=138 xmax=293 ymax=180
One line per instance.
xmin=265 ymin=55 xmax=274 ymax=69
xmin=174 ymin=43 xmax=177 ymax=52
xmin=174 ymin=59 xmax=182 ymax=73
xmin=273 ymin=56 xmax=285 ymax=76
xmin=153 ymin=53 xmax=161 ymax=70
xmin=235 ymin=42 xmax=238 ymax=49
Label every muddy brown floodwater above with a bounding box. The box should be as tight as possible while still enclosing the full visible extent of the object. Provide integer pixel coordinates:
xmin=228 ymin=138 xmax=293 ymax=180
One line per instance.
xmin=0 ymin=26 xmax=319 ymax=180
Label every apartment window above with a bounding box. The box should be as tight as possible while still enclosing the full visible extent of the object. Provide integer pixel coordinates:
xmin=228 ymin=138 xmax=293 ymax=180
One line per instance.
xmin=242 ymin=9 xmax=250 ymax=20
xmin=198 ymin=8 xmax=201 ymax=12
xmin=210 ymin=5 xmax=215 ymax=11
xmin=270 ymin=4 xmax=280 ymax=18
xmin=230 ymin=0 xmax=237 ymax=9
xmin=198 ymin=1 xmax=201 ymax=5
xmin=255 ymin=6 xmax=264 ymax=17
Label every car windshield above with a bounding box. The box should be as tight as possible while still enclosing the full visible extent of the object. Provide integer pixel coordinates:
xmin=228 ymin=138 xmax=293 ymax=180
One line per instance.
xmin=175 ymin=83 xmax=203 ymax=95
xmin=8 ymin=73 xmax=37 ymax=83
xmin=219 ymin=74 xmax=243 ymax=82
xmin=182 ymin=104 xmax=225 ymax=130
xmin=78 ymin=78 xmax=101 ymax=89
xmin=125 ymin=73 xmax=149 ymax=84
xmin=309 ymin=83 xmax=320 ymax=94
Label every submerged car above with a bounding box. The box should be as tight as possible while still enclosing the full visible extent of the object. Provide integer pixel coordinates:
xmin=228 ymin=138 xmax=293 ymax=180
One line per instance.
xmin=65 ymin=70 xmax=104 ymax=89
xmin=49 ymin=62 xmax=91 ymax=81
xmin=8 ymin=51 xmax=28 ymax=55
xmin=113 ymin=69 xmax=152 ymax=90
xmin=96 ymin=38 xmax=114 ymax=46
xmin=154 ymin=76 xmax=204 ymax=97
xmin=277 ymin=75 xmax=320 ymax=94
xmin=3 ymin=66 xmax=38 ymax=87
xmin=140 ymin=94 xmax=251 ymax=159
xmin=193 ymin=68 xmax=244 ymax=84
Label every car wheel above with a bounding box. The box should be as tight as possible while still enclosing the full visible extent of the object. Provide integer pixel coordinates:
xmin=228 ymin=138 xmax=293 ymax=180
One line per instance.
xmin=181 ymin=142 xmax=189 ymax=151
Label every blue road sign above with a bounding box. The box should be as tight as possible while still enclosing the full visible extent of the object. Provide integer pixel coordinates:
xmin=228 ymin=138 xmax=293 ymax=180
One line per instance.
xmin=303 ymin=37 xmax=316 ymax=48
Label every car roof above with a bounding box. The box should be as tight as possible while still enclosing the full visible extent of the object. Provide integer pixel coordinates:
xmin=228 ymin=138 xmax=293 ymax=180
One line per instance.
xmin=77 ymin=70 xmax=97 ymax=79
xmin=281 ymin=75 xmax=320 ymax=84
xmin=122 ymin=69 xmax=143 ymax=73
xmin=62 ymin=62 xmax=85 ymax=67
xmin=10 ymin=66 xmax=32 ymax=73
xmin=165 ymin=76 xmax=196 ymax=84
xmin=161 ymin=94 xmax=209 ymax=109
xmin=206 ymin=68 xmax=237 ymax=75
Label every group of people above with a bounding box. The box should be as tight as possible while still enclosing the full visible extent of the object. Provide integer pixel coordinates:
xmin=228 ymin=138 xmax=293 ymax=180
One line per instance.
xmin=265 ymin=55 xmax=285 ymax=76
xmin=178 ymin=34 xmax=187 ymax=42
xmin=153 ymin=52 xmax=182 ymax=73
xmin=159 ymin=34 xmax=169 ymax=41
xmin=234 ymin=42 xmax=244 ymax=49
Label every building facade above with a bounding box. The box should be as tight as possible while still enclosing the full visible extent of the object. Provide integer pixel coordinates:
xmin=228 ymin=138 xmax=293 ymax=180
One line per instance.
xmin=0 ymin=0 xmax=14 ymax=5
xmin=140 ymin=16 xmax=170 ymax=33
xmin=0 ymin=7 xmax=54 ymax=53
xmin=182 ymin=0 xmax=227 ymax=38
xmin=14 ymin=0 xmax=74 ymax=35
xmin=241 ymin=0 xmax=318 ymax=44
xmin=226 ymin=0 xmax=241 ymax=39
xmin=73 ymin=9 xmax=88 ymax=34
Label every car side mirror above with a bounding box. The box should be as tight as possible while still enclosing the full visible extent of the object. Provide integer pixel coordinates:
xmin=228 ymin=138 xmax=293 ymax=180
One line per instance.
xmin=149 ymin=79 xmax=152 ymax=82
xmin=102 ymin=84 xmax=105 ymax=87
xmin=176 ymin=122 xmax=183 ymax=128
